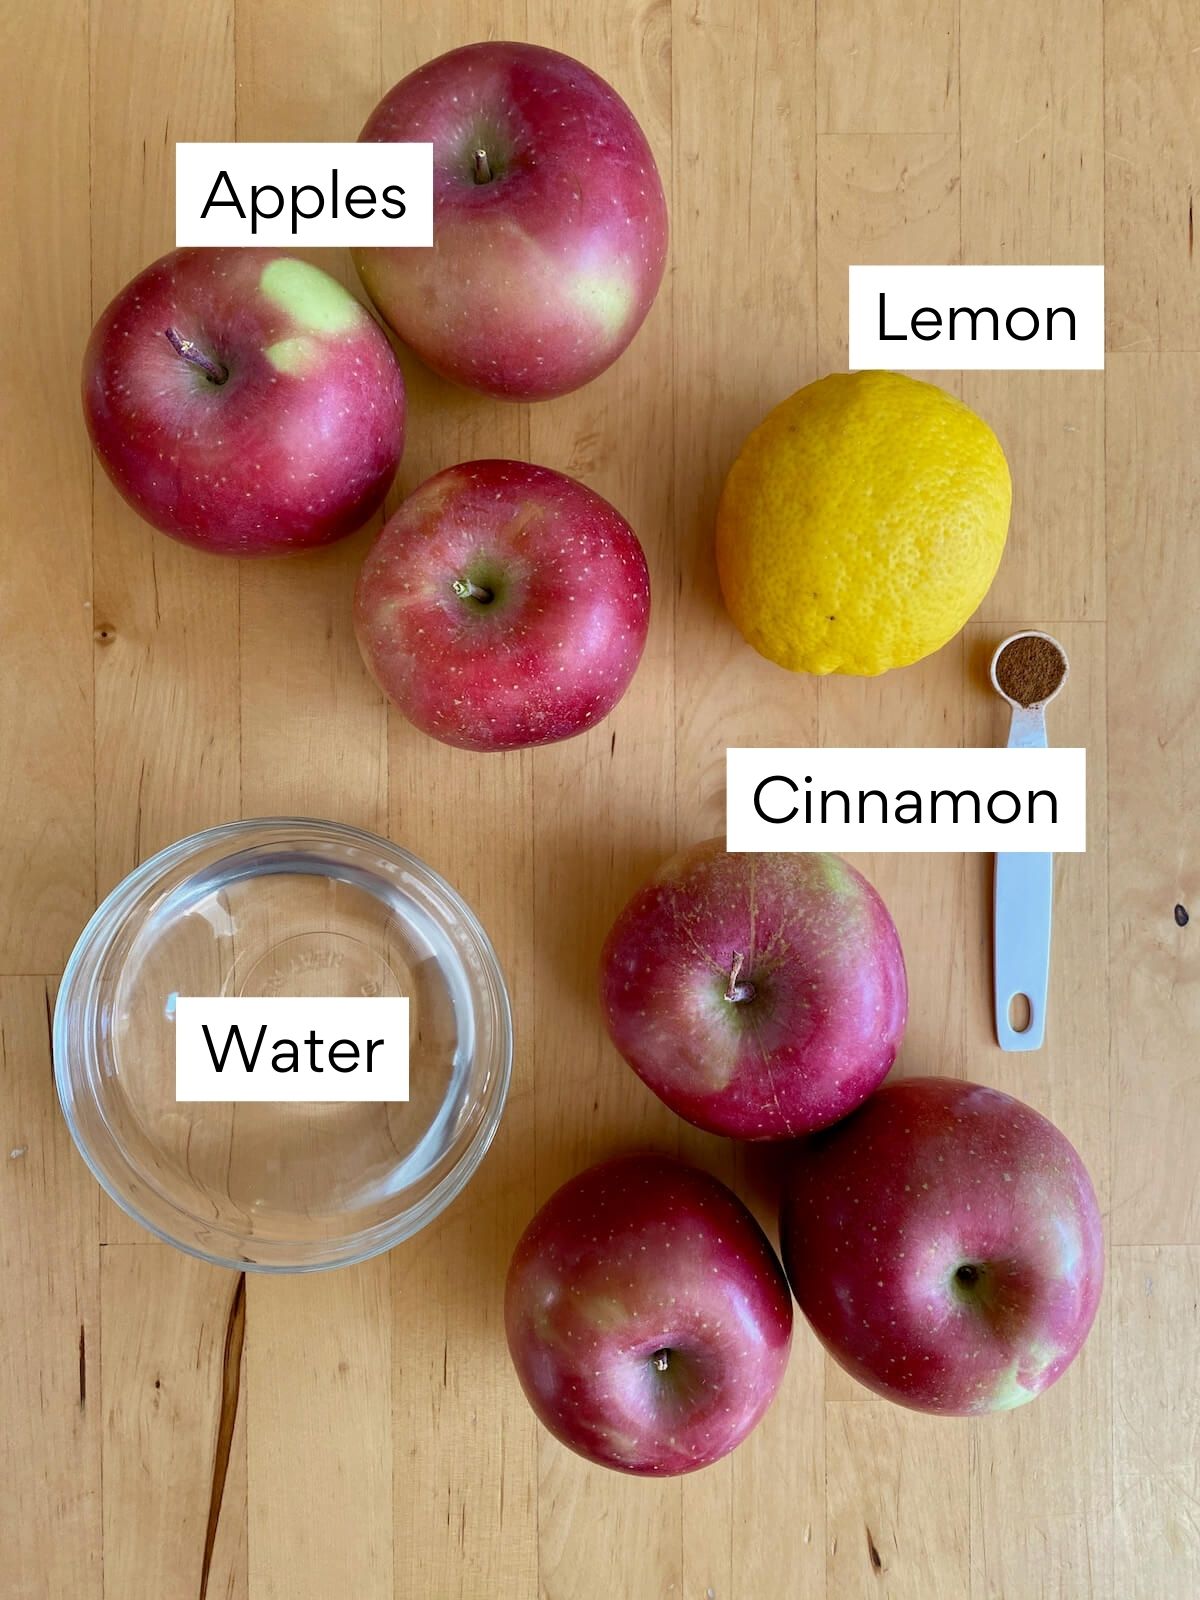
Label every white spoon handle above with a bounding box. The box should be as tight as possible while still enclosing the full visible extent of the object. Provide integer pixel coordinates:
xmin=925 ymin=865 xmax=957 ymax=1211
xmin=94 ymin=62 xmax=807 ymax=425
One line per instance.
xmin=994 ymin=706 xmax=1051 ymax=1051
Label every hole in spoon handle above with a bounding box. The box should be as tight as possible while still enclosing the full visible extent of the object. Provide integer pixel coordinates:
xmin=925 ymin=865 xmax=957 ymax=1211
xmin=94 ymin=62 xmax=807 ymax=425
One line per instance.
xmin=1007 ymin=993 xmax=1032 ymax=1034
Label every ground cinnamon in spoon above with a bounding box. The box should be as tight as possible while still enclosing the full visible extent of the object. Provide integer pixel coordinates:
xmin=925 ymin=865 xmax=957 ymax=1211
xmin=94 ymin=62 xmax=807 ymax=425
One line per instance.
xmin=995 ymin=634 xmax=1066 ymax=707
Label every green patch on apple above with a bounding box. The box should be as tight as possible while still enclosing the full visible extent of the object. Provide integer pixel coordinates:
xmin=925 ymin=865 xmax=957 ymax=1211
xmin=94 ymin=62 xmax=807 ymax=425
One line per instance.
xmin=984 ymin=1357 xmax=1033 ymax=1412
xmin=819 ymin=852 xmax=858 ymax=897
xmin=264 ymin=334 xmax=319 ymax=376
xmin=571 ymin=271 xmax=635 ymax=337
xmin=987 ymin=1340 xmax=1059 ymax=1412
xmin=582 ymin=1292 xmax=634 ymax=1335
xmin=260 ymin=258 xmax=365 ymax=336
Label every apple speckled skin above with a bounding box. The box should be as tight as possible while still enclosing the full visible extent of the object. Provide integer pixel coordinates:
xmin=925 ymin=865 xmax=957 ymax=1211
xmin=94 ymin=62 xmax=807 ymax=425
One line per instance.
xmin=354 ymin=41 xmax=669 ymax=400
xmin=83 ymin=249 xmax=406 ymax=555
xmin=505 ymin=1153 xmax=793 ymax=1476
xmin=780 ymin=1077 xmax=1104 ymax=1416
xmin=354 ymin=459 xmax=651 ymax=751
xmin=601 ymin=843 xmax=908 ymax=1139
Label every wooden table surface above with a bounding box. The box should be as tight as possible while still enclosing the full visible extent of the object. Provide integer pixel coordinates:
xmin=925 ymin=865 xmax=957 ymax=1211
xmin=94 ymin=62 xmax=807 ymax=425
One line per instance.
xmin=3 ymin=1 xmax=1197 ymax=1596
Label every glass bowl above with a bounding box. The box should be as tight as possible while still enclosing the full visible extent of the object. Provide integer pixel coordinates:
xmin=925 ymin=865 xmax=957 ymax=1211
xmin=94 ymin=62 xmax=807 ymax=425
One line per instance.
xmin=53 ymin=818 xmax=512 ymax=1272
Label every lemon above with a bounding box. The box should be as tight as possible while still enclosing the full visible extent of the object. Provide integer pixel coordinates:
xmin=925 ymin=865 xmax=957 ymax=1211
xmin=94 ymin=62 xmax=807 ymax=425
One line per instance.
xmin=716 ymin=371 xmax=1012 ymax=676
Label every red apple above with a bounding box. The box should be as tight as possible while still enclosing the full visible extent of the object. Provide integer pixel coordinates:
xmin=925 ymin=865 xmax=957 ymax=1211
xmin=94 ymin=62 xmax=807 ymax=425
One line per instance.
xmin=505 ymin=1152 xmax=793 ymax=1475
xmin=354 ymin=42 xmax=668 ymax=400
xmin=779 ymin=1077 xmax=1104 ymax=1415
xmin=601 ymin=843 xmax=907 ymax=1139
xmin=354 ymin=459 xmax=651 ymax=751
xmin=83 ymin=248 xmax=405 ymax=555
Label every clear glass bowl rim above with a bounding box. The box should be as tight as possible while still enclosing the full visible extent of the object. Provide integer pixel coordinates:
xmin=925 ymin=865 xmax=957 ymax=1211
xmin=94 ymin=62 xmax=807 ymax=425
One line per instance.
xmin=53 ymin=816 xmax=513 ymax=1274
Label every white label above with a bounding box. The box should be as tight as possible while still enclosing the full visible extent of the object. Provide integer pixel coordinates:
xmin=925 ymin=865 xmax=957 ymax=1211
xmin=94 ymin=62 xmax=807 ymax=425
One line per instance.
xmin=175 ymin=143 xmax=433 ymax=248
xmin=175 ymin=997 xmax=410 ymax=1103
xmin=848 ymin=265 xmax=1104 ymax=370
xmin=727 ymin=748 xmax=1086 ymax=853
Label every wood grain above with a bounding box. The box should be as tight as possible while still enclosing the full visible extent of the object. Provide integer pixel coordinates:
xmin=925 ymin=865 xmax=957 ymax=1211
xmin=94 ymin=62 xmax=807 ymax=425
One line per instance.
xmin=247 ymin=1268 xmax=393 ymax=1599
xmin=960 ymin=0 xmax=1104 ymax=266
xmin=817 ymin=0 xmax=958 ymax=135
xmin=960 ymin=0 xmax=1106 ymax=627
xmin=0 ymin=0 xmax=94 ymax=971
xmin=1113 ymin=1246 xmax=1200 ymax=1598
xmin=1 ymin=1 xmax=1197 ymax=1597
xmin=1105 ymin=0 xmax=1200 ymax=352
xmin=1106 ymin=354 xmax=1200 ymax=1246
xmin=825 ymin=1405 xmax=969 ymax=1598
xmin=100 ymin=1248 xmax=247 ymax=1599
xmin=0 ymin=981 xmax=101 ymax=1600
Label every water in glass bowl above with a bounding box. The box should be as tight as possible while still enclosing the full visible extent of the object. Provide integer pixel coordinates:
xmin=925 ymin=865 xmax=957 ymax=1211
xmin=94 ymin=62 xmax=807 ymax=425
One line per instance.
xmin=56 ymin=821 xmax=511 ymax=1270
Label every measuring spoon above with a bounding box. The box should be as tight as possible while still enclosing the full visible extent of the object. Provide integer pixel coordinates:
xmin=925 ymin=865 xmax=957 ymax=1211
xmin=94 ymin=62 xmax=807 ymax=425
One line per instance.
xmin=989 ymin=631 xmax=1070 ymax=1051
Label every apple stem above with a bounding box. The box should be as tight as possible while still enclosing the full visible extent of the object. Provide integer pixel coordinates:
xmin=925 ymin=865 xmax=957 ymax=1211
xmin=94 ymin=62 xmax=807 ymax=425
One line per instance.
xmin=472 ymin=148 xmax=492 ymax=185
xmin=452 ymin=577 xmax=494 ymax=603
xmin=164 ymin=327 xmax=228 ymax=385
xmin=651 ymin=1349 xmax=670 ymax=1373
xmin=724 ymin=953 xmax=756 ymax=1005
